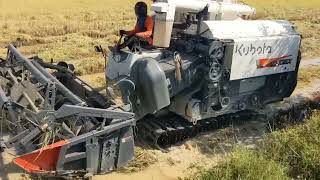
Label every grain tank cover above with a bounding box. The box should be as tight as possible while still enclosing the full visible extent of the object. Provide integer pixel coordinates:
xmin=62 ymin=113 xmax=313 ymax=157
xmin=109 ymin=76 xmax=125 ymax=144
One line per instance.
xmin=194 ymin=20 xmax=299 ymax=39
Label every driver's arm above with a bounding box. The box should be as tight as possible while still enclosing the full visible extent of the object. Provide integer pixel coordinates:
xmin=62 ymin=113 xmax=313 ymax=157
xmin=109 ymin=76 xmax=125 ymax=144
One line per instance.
xmin=127 ymin=25 xmax=139 ymax=36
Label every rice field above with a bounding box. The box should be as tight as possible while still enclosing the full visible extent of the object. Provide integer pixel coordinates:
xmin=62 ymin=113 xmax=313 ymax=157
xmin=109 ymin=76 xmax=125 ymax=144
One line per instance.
xmin=0 ymin=0 xmax=319 ymax=78
xmin=0 ymin=0 xmax=138 ymax=75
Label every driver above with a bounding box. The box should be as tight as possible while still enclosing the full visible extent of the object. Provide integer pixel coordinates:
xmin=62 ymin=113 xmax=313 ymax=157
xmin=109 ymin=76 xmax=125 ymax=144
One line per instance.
xmin=119 ymin=1 xmax=154 ymax=46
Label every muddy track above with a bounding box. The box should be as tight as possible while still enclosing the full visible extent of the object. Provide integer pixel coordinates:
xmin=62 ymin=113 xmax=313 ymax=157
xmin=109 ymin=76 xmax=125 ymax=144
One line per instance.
xmin=300 ymin=58 xmax=320 ymax=68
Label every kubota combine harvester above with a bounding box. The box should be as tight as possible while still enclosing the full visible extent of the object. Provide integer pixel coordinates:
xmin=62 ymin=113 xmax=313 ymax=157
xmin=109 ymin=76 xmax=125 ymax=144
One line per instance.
xmin=0 ymin=0 xmax=302 ymax=178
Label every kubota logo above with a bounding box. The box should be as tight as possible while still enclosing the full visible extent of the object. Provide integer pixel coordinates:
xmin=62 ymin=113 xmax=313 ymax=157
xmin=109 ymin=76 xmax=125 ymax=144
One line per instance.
xmin=235 ymin=43 xmax=272 ymax=56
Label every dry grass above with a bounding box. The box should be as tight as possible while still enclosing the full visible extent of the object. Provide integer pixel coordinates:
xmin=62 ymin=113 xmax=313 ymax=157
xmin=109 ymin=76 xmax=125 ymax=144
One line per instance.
xmin=297 ymin=67 xmax=320 ymax=88
xmin=187 ymin=148 xmax=289 ymax=180
xmin=117 ymin=147 xmax=158 ymax=173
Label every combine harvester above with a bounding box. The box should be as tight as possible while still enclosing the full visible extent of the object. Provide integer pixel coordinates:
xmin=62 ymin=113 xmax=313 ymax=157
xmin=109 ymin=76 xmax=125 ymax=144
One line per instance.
xmin=0 ymin=0 xmax=305 ymax=178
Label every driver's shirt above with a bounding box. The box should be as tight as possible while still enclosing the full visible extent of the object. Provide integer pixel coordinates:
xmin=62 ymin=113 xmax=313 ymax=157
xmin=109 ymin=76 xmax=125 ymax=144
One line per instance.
xmin=128 ymin=16 xmax=154 ymax=45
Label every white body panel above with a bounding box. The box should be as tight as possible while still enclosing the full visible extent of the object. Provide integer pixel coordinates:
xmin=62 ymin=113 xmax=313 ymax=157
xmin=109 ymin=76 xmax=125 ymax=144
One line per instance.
xmin=230 ymin=35 xmax=301 ymax=80
xmin=152 ymin=2 xmax=176 ymax=47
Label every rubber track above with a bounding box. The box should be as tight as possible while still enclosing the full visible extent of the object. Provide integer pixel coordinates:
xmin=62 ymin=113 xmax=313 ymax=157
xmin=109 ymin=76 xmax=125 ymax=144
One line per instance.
xmin=137 ymin=111 xmax=258 ymax=149
xmin=137 ymin=96 xmax=314 ymax=149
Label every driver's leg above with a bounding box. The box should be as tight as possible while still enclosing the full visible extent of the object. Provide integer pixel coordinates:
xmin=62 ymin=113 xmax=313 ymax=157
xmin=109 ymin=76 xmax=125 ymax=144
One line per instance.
xmin=117 ymin=36 xmax=152 ymax=51
xmin=126 ymin=36 xmax=142 ymax=51
xmin=136 ymin=37 xmax=154 ymax=50
xmin=117 ymin=36 xmax=136 ymax=50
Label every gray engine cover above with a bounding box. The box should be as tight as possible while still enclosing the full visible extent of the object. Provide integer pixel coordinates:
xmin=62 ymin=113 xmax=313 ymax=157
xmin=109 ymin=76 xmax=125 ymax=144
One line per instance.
xmin=130 ymin=58 xmax=171 ymax=118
